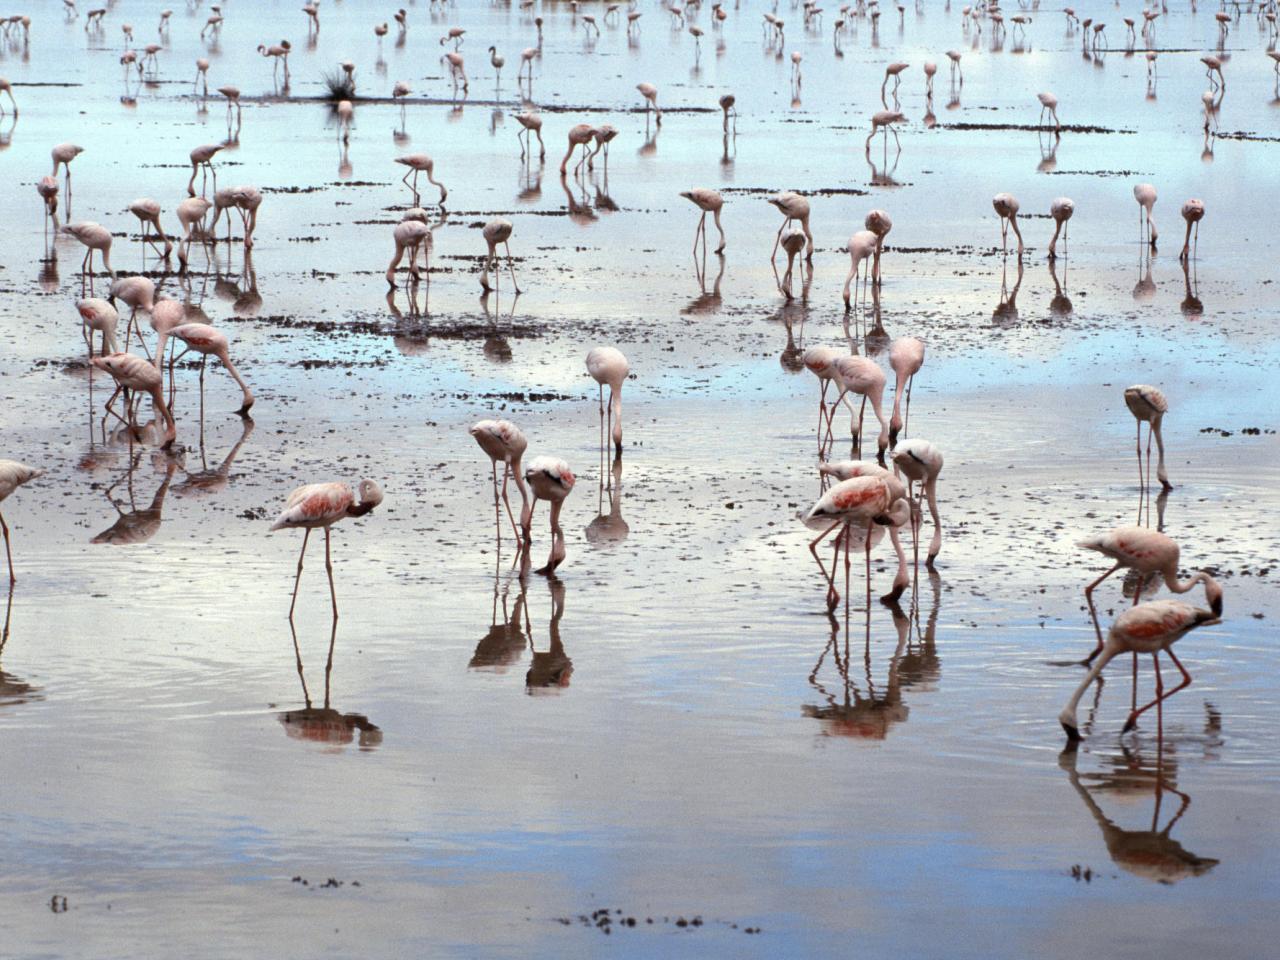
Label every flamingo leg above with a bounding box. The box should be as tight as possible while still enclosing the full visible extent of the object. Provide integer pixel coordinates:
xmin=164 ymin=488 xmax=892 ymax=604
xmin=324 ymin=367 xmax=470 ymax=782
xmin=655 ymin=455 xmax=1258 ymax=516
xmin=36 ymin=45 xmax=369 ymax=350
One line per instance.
xmin=1 ymin=510 xmax=12 ymax=585
xmin=324 ymin=527 xmax=339 ymax=620
xmin=809 ymin=519 xmax=845 ymax=610
xmin=505 ymin=241 xmax=519 ymax=292
xmin=1123 ymin=649 xmax=1187 ymax=732
xmin=1082 ymin=562 xmax=1122 ymax=661
xmin=500 ymin=462 xmax=521 ymax=541
xmin=288 ymin=529 xmax=311 ymax=620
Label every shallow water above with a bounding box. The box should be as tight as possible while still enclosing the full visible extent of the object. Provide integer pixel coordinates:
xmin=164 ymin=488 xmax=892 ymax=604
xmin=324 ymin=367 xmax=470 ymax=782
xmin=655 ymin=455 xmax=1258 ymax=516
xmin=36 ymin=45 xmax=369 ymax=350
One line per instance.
xmin=1 ymin=1 xmax=1279 ymax=957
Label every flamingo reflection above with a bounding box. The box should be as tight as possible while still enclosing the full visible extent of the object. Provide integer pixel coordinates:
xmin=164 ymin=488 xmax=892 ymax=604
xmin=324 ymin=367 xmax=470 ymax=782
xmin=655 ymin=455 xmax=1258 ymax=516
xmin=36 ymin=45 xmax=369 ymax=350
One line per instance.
xmin=0 ymin=586 xmax=43 ymax=709
xmin=91 ymin=456 xmax=176 ymax=545
xmin=278 ymin=617 xmax=382 ymax=750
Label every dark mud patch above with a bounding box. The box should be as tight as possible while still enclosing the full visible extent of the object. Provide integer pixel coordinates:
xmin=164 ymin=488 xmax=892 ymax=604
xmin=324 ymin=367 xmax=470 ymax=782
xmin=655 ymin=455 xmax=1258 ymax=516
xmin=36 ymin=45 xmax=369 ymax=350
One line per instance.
xmin=262 ymin=185 xmax=326 ymax=194
xmin=553 ymin=908 xmax=761 ymax=937
xmin=1217 ymin=131 xmax=1280 ymax=143
xmin=1043 ymin=169 xmax=1148 ymax=177
xmin=939 ymin=123 xmax=1131 ymax=134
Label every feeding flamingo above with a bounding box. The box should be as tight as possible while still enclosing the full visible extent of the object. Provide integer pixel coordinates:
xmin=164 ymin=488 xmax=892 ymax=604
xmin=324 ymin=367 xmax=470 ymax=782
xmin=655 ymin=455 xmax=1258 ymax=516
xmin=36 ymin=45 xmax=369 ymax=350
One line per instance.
xmin=0 ymin=461 xmax=43 ymax=585
xmin=470 ymin=419 xmax=530 ymax=543
xmin=587 ymin=347 xmax=629 ymax=459
xmin=522 ymin=457 xmax=576 ymax=575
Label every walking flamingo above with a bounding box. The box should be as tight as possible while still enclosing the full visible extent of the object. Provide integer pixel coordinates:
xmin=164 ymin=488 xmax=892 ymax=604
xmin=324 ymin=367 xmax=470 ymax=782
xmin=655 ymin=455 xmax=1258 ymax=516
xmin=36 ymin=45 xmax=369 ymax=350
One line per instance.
xmin=77 ymin=298 xmax=119 ymax=359
xmin=187 ymin=143 xmax=223 ymax=197
xmin=471 ymin=419 xmax=530 ymax=542
xmin=842 ymin=230 xmax=879 ymax=311
xmin=167 ymin=323 xmax=255 ymax=416
xmin=891 ymin=438 xmax=943 ymax=568
xmin=804 ymin=474 xmax=911 ymax=609
xmin=865 ymin=209 xmax=892 ymax=285
xmin=804 ymin=346 xmax=844 ymax=450
xmin=1078 ymin=526 xmax=1220 ymax=664
xmin=64 ymin=221 xmax=116 ymax=281
xmin=1048 ymin=197 xmax=1074 ymax=260
xmin=516 ymin=111 xmax=545 ymax=160
xmin=1125 ymin=384 xmax=1172 ymax=492
xmin=479 ymin=218 xmax=520 ymax=293
xmin=992 ymin=193 xmax=1023 ymax=256
xmin=1179 ymin=199 xmax=1204 ymax=263
xmin=1134 ymin=183 xmax=1158 ymax=249
xmin=587 ymin=347 xmax=629 ymax=459
xmin=522 ymin=457 xmax=576 ymax=575
xmin=946 ymin=50 xmax=962 ymax=84
xmin=680 ymin=189 xmax=726 ymax=256
xmin=1059 ymin=585 xmax=1222 ymax=741
xmin=636 ymin=82 xmax=661 ymax=124
xmin=89 ymin=352 xmax=177 ymax=449
xmin=258 ymin=40 xmax=291 ymax=84
xmin=270 ymin=479 xmax=385 ymax=619
xmin=559 ymin=123 xmax=597 ymax=176
xmin=109 ymin=275 xmax=156 ymax=355
xmin=395 ymin=154 xmax=447 ymax=206
xmin=887 ymin=336 xmax=923 ymax=445
xmin=768 ymin=192 xmax=813 ymax=265
xmin=832 ymin=355 xmax=890 ymax=466
xmin=0 ymin=461 xmax=43 ymax=585
xmin=129 ymin=198 xmax=172 ymax=260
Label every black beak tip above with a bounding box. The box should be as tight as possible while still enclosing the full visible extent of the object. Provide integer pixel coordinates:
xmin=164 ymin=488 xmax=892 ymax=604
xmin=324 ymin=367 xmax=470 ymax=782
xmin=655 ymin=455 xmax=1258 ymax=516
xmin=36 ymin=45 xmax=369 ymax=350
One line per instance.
xmin=1061 ymin=720 xmax=1082 ymax=742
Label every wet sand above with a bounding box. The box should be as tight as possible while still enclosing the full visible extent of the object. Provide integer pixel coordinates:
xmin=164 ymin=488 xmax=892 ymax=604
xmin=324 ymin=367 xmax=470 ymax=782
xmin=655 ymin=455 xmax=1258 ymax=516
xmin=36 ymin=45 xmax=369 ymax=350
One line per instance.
xmin=1 ymin=2 xmax=1279 ymax=957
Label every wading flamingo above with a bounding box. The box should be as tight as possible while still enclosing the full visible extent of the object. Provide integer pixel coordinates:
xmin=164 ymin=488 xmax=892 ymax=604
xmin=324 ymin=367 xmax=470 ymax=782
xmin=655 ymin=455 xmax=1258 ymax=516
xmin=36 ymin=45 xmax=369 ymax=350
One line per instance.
xmin=522 ymin=457 xmax=576 ymax=574
xmin=77 ymin=298 xmax=119 ymax=359
xmin=891 ymin=438 xmax=943 ymax=568
xmin=587 ymin=347 xmax=629 ymax=459
xmin=804 ymin=474 xmax=911 ymax=608
xmin=89 ymin=352 xmax=177 ymax=449
xmin=887 ymin=336 xmax=923 ymax=445
xmin=843 ymin=230 xmax=878 ymax=311
xmin=680 ymin=189 xmax=726 ymax=256
xmin=992 ymin=193 xmax=1023 ymax=256
xmin=0 ymin=461 xmax=43 ymax=584
xmin=271 ymin=479 xmax=385 ymax=619
xmin=832 ymin=355 xmax=889 ymax=466
xmin=167 ymin=323 xmax=255 ymax=416
xmin=1048 ymin=197 xmax=1074 ymax=260
xmin=1134 ymin=183 xmax=1158 ymax=249
xmin=637 ymin=82 xmax=661 ymax=124
xmin=768 ymin=192 xmax=813 ymax=265
xmin=1179 ymin=199 xmax=1204 ymax=263
xmin=480 ymin=218 xmax=520 ymax=293
xmin=471 ymin=419 xmax=530 ymax=542
xmin=516 ymin=111 xmax=545 ymax=160
xmin=385 ymin=218 xmax=432 ymax=288
xmin=1125 ymin=384 xmax=1172 ymax=492
xmin=395 ymin=154 xmax=447 ymax=206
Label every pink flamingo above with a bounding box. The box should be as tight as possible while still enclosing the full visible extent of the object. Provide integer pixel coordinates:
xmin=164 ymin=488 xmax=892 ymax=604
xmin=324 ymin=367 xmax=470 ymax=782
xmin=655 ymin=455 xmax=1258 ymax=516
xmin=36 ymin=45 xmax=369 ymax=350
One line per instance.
xmin=636 ymin=82 xmax=661 ymax=124
xmin=831 ymin=355 xmax=889 ymax=466
xmin=167 ymin=323 xmax=255 ymax=416
xmin=1125 ymin=384 xmax=1171 ymax=492
xmin=768 ymin=192 xmax=813 ymax=265
xmin=1134 ymin=183 xmax=1158 ymax=249
xmin=1059 ymin=585 xmax=1222 ymax=741
xmin=187 ymin=143 xmax=223 ymax=197
xmin=992 ymin=193 xmax=1023 ymax=256
xmin=587 ymin=347 xmax=629 ymax=459
xmin=51 ymin=142 xmax=83 ymax=197
xmin=1048 ymin=197 xmax=1074 ymax=260
xmin=64 ymin=221 xmax=116 ymax=281
xmin=129 ymin=198 xmax=172 ymax=260
xmin=480 ymin=219 xmax=519 ymax=293
xmin=842 ymin=230 xmax=878 ymax=310
xmin=516 ymin=111 xmax=545 ymax=160
xmin=89 ymin=352 xmax=177 ymax=449
xmin=864 ymin=209 xmax=892 ymax=285
xmin=1179 ymin=199 xmax=1204 ymax=263
xmin=385 ymin=219 xmax=432 ymax=288
xmin=0 ymin=461 xmax=43 ymax=584
xmin=471 ymin=419 xmax=530 ymax=541
xmin=680 ymin=189 xmax=726 ymax=256
xmin=395 ymin=154 xmax=447 ymax=206
xmin=887 ymin=336 xmax=924 ymax=444
xmin=890 ymin=438 xmax=943 ymax=568
xmin=176 ymin=196 xmax=213 ymax=271
xmin=108 ymin=275 xmax=155 ymax=355
xmin=77 ymin=298 xmax=120 ymax=358
xmin=522 ymin=457 xmax=576 ymax=574
xmin=270 ymin=479 xmax=385 ymax=619
xmin=804 ymin=474 xmax=911 ymax=608
xmin=560 ymin=123 xmax=597 ymax=176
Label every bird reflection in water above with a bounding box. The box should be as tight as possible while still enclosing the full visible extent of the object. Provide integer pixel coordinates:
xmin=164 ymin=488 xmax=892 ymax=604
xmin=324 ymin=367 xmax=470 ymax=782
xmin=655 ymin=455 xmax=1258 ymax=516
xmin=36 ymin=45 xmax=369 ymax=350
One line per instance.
xmin=481 ymin=289 xmax=519 ymax=363
xmin=992 ymin=256 xmax=1024 ymax=325
xmin=1048 ymin=258 xmax=1073 ymax=317
xmin=278 ymin=617 xmax=382 ymax=751
xmin=639 ymin=113 xmax=660 ymax=158
xmin=173 ymin=416 xmax=254 ymax=499
xmin=1 ymin=586 xmax=44 ymax=709
xmin=517 ymin=160 xmax=542 ymax=204
xmin=1059 ymin=725 xmax=1219 ymax=883
xmin=560 ymin=172 xmax=597 ymax=226
xmin=91 ymin=455 xmax=176 ymax=545
xmin=470 ymin=563 xmax=529 ymax=672
xmin=586 ymin=458 xmax=629 ymax=549
xmin=1133 ymin=244 xmax=1156 ymax=303
xmin=776 ymin=297 xmax=808 ymax=375
xmin=1180 ymin=256 xmax=1203 ymax=319
xmin=684 ymin=252 xmax=725 ymax=316
xmin=524 ymin=574 xmax=571 ymax=693
xmin=865 ymin=121 xmax=903 ymax=187
xmin=1038 ymin=129 xmax=1060 ymax=173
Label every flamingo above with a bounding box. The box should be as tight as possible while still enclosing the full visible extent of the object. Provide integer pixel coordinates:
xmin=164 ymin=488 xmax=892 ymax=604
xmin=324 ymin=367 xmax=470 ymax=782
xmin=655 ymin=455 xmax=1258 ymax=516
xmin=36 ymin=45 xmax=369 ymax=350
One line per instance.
xmin=129 ymin=198 xmax=172 ymax=260
xmin=923 ymin=61 xmax=936 ymax=98
xmin=1048 ymin=197 xmax=1074 ymax=260
xmin=864 ymin=209 xmax=892 ymax=285
xmin=803 ymin=346 xmax=844 ymax=450
xmin=109 ymin=275 xmax=156 ymax=355
xmin=37 ymin=176 xmax=59 ymax=215
xmin=89 ymin=352 xmax=177 ymax=449
xmin=587 ymin=347 xmax=629 ymax=459
xmin=719 ymin=93 xmax=737 ymax=133
xmin=516 ymin=111 xmax=545 ymax=160
xmin=992 ymin=193 xmax=1023 ymax=256
xmin=522 ymin=457 xmax=576 ymax=574
xmin=271 ymin=479 xmax=385 ymax=620
xmin=176 ymin=196 xmax=213 ymax=270
xmin=804 ymin=474 xmax=911 ymax=609
xmin=51 ymin=142 xmax=83 ymax=197
xmin=768 ymin=192 xmax=813 ymax=265
xmin=518 ymin=47 xmax=537 ymax=83
xmin=1125 ymin=384 xmax=1172 ymax=492
xmin=194 ymin=58 xmax=209 ymax=95
xmin=395 ymin=154 xmax=447 ymax=206
xmin=489 ymin=46 xmax=505 ymax=84
xmin=336 ymin=99 xmax=353 ymax=143
xmin=0 ymin=78 xmax=18 ymax=114
xmin=881 ymin=61 xmax=909 ymax=103
xmin=1079 ymin=526 xmax=1220 ymax=663
xmin=374 ymin=22 xmax=388 ymax=49
xmin=479 ymin=218 xmax=520 ymax=293
xmin=636 ymin=82 xmax=661 ymax=124
xmin=559 ymin=123 xmax=597 ymax=176
xmin=167 ymin=323 xmax=255 ymax=416
xmin=887 ymin=336 xmax=923 ymax=445
xmin=1134 ymin=183 xmax=1158 ymax=249
xmin=779 ymin=229 xmax=808 ymax=299
xmin=842 ymin=230 xmax=878 ymax=310
xmin=77 ymin=298 xmax=120 ymax=359
xmin=64 ymin=221 xmax=116 ymax=280
xmin=680 ymin=189 xmax=726 ymax=256
xmin=217 ymin=86 xmax=241 ymax=125
xmin=385 ymin=219 xmax=432 ymax=288
xmin=869 ymin=110 xmax=904 ymax=151
xmin=303 ymin=2 xmax=319 ymax=33
xmin=1179 ymin=200 xmax=1204 ymax=263
xmin=890 ymin=438 xmax=943 ymax=568
xmin=440 ymin=27 xmax=466 ymax=49
xmin=392 ymin=80 xmax=411 ymax=127
xmin=0 ymin=461 xmax=43 ymax=584
xmin=149 ymin=297 xmax=187 ymax=401
xmin=946 ymin=50 xmax=962 ymax=84
xmin=187 ymin=143 xmax=223 ymax=197
xmin=258 ymin=41 xmax=291 ymax=84
xmin=832 ymin=355 xmax=890 ymax=466
xmin=1059 ymin=585 xmax=1222 ymax=741
xmin=443 ymin=51 xmax=468 ymax=94
xmin=471 ymin=420 xmax=530 ymax=542
xmin=1037 ymin=91 xmax=1060 ymax=133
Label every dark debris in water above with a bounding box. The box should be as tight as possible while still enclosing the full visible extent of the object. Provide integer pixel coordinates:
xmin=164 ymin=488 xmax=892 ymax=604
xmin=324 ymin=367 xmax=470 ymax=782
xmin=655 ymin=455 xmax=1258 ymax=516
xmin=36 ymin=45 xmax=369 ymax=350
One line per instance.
xmin=551 ymin=908 xmax=759 ymax=936
xmin=940 ymin=123 xmax=1131 ymax=135
xmin=291 ymin=876 xmax=362 ymax=889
